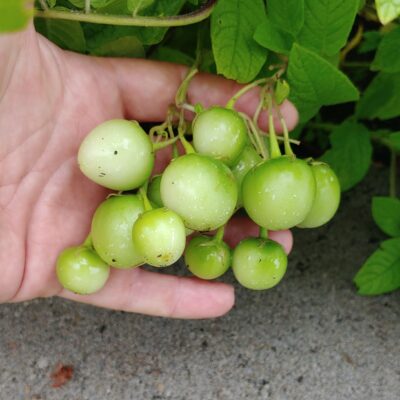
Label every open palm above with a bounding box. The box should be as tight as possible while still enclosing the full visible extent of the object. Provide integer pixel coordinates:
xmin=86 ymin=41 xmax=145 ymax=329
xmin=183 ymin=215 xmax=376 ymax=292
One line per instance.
xmin=0 ymin=24 xmax=297 ymax=318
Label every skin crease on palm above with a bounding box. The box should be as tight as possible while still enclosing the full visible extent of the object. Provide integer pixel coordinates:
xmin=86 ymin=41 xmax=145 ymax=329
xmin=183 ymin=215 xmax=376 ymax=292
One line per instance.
xmin=0 ymin=23 xmax=298 ymax=319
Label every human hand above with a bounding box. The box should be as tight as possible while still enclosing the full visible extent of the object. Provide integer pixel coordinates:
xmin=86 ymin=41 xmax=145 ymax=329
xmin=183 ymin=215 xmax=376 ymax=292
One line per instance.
xmin=0 ymin=24 xmax=297 ymax=318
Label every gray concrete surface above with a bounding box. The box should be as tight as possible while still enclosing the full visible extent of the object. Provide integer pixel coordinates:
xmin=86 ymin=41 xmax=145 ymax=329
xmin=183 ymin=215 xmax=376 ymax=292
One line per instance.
xmin=1 ymin=165 xmax=399 ymax=400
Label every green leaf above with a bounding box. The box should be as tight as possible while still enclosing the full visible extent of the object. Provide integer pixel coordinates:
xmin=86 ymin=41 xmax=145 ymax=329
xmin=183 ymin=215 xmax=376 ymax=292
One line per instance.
xmin=371 ymin=26 xmax=400 ymax=73
xmin=36 ymin=18 xmax=86 ymax=53
xmin=86 ymin=0 xmax=186 ymax=47
xmin=266 ymin=0 xmax=304 ymax=36
xmin=297 ymin=0 xmax=359 ymax=56
xmin=320 ymin=121 xmax=372 ymax=191
xmin=254 ymin=17 xmax=294 ymax=55
xmin=324 ymin=52 xmax=341 ymax=67
xmin=123 ymin=0 xmax=186 ymax=44
xmin=287 ymin=44 xmax=359 ymax=122
xmin=372 ymin=197 xmax=400 ymax=237
xmin=89 ymin=36 xmax=144 ymax=57
xmin=354 ymin=238 xmax=400 ymax=295
xmin=274 ymin=79 xmax=290 ymax=105
xmin=127 ymin=0 xmax=155 ymax=14
xmin=356 ymin=72 xmax=400 ymax=120
xmin=358 ymin=31 xmax=382 ymax=54
xmin=68 ymin=0 xmax=116 ymax=8
xmin=211 ymin=0 xmax=267 ymax=83
xmin=375 ymin=0 xmax=400 ymax=25
xmin=388 ymin=131 xmax=400 ymax=151
xmin=199 ymin=50 xmax=217 ymax=74
xmin=150 ymin=46 xmax=194 ymax=66
xmin=96 ymin=0 xmax=130 ymax=14
xmin=0 ymin=0 xmax=32 ymax=33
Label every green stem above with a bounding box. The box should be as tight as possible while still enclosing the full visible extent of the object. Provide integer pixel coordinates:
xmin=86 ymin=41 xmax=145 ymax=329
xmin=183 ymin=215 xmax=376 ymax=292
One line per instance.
xmin=214 ymin=225 xmax=225 ymax=243
xmin=253 ymin=86 xmax=265 ymax=127
xmin=168 ymin=24 xmax=203 ymax=121
xmin=167 ymin=121 xmax=175 ymax=139
xmin=226 ymin=78 xmax=269 ymax=109
xmin=275 ymin=102 xmax=294 ymax=157
xmin=139 ymin=185 xmax=153 ymax=211
xmin=246 ymin=115 xmax=268 ymax=160
xmin=339 ymin=24 xmax=363 ymax=65
xmin=181 ymin=103 xmax=196 ymax=113
xmin=252 ymin=128 xmax=301 ymax=145
xmin=149 ymin=121 xmax=168 ymax=141
xmin=267 ymin=93 xmax=281 ymax=159
xmin=172 ymin=142 xmax=179 ymax=159
xmin=166 ymin=106 xmax=179 ymax=139
xmin=39 ymin=0 xmax=48 ymax=10
xmin=360 ymin=7 xmax=380 ymax=22
xmin=390 ymin=150 xmax=397 ymax=198
xmin=82 ymin=233 xmax=93 ymax=248
xmin=243 ymin=119 xmax=260 ymax=156
xmin=179 ymin=134 xmax=195 ymax=154
xmin=175 ymin=67 xmax=198 ymax=107
xmin=152 ymin=137 xmax=179 ymax=151
xmin=34 ymin=0 xmax=217 ymax=26
xmin=271 ymin=134 xmax=300 ymax=146
xmin=177 ymin=108 xmax=195 ymax=154
xmin=259 ymin=227 xmax=268 ymax=240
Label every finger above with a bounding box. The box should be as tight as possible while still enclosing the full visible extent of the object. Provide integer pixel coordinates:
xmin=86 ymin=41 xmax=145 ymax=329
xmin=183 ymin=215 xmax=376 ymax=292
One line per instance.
xmin=225 ymin=215 xmax=293 ymax=254
xmin=269 ymin=230 xmax=293 ymax=254
xmin=153 ymin=145 xmax=173 ymax=175
xmin=99 ymin=58 xmax=298 ymax=130
xmin=59 ymin=267 xmax=234 ymax=319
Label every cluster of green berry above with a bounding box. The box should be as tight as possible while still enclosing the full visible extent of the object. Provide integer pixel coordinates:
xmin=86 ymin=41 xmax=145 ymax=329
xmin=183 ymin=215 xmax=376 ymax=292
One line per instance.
xmin=56 ymin=78 xmax=340 ymax=295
